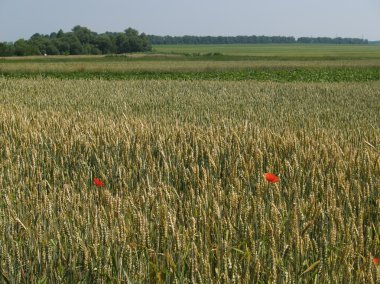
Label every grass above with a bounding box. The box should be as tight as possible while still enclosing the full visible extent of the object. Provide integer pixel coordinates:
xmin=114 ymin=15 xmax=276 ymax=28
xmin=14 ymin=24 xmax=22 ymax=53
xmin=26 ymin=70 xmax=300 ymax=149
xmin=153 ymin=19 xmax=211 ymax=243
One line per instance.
xmin=0 ymin=78 xmax=380 ymax=282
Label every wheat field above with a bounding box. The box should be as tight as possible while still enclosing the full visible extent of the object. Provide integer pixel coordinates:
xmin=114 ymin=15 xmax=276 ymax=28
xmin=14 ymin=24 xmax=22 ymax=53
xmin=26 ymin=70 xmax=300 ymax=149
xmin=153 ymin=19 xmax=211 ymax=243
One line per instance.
xmin=0 ymin=78 xmax=379 ymax=283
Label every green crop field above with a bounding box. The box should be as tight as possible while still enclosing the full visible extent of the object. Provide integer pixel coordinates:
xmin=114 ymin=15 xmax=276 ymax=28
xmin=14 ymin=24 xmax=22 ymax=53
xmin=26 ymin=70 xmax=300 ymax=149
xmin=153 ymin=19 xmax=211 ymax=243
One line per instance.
xmin=153 ymin=43 xmax=380 ymax=59
xmin=0 ymin=44 xmax=380 ymax=283
xmin=1 ymin=44 xmax=380 ymax=82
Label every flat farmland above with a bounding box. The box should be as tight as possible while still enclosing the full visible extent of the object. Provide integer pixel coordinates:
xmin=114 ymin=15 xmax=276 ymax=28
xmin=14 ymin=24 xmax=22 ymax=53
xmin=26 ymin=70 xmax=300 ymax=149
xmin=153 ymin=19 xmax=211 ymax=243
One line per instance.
xmin=153 ymin=43 xmax=380 ymax=59
xmin=1 ymin=44 xmax=380 ymax=82
xmin=0 ymin=44 xmax=380 ymax=282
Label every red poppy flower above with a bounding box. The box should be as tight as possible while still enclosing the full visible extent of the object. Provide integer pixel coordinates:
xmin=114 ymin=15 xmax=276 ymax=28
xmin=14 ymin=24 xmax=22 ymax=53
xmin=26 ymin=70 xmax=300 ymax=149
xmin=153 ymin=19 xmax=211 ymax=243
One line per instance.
xmin=373 ymin=258 xmax=379 ymax=265
xmin=264 ymin=173 xmax=280 ymax=183
xmin=93 ymin=177 xmax=104 ymax=187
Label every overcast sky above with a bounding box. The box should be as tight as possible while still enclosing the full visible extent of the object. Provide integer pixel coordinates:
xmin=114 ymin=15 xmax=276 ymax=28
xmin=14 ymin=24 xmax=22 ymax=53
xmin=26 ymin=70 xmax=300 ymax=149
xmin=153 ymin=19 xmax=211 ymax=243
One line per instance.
xmin=0 ymin=0 xmax=379 ymax=42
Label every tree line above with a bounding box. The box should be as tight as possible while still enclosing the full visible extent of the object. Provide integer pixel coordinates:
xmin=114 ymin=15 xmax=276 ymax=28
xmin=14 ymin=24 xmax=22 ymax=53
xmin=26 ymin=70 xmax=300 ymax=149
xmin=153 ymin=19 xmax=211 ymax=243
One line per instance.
xmin=147 ymin=35 xmax=368 ymax=45
xmin=148 ymin=35 xmax=296 ymax=44
xmin=0 ymin=26 xmax=151 ymax=56
xmin=0 ymin=26 xmax=369 ymax=57
xmin=297 ymin=37 xmax=368 ymax=44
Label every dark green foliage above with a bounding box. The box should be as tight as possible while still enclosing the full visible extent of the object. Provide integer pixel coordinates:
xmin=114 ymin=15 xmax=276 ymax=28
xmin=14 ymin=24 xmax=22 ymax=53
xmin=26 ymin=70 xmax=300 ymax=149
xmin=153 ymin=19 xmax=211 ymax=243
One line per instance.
xmin=14 ymin=39 xmax=40 ymax=56
xmin=0 ymin=42 xmax=15 ymax=56
xmin=0 ymin=26 xmax=151 ymax=56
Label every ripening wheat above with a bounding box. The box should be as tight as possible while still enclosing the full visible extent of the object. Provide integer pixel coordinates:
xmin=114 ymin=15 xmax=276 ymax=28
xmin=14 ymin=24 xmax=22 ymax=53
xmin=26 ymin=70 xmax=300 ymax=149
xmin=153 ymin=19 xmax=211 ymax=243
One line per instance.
xmin=0 ymin=78 xmax=379 ymax=283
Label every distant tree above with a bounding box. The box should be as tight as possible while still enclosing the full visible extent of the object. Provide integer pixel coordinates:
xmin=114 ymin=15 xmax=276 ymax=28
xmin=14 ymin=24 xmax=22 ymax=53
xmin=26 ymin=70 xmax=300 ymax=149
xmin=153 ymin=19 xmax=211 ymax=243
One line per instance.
xmin=55 ymin=39 xmax=70 ymax=55
xmin=125 ymin=27 xmax=139 ymax=37
xmin=0 ymin=42 xmax=15 ymax=56
xmin=68 ymin=38 xmax=83 ymax=55
xmin=116 ymin=33 xmax=129 ymax=53
xmin=72 ymin=25 xmax=93 ymax=44
xmin=139 ymin=33 xmax=151 ymax=51
xmin=14 ymin=39 xmax=39 ymax=56
xmin=93 ymin=35 xmax=113 ymax=54
xmin=30 ymin=33 xmax=50 ymax=54
xmin=114 ymin=28 xmax=151 ymax=53
xmin=45 ymin=42 xmax=60 ymax=55
xmin=57 ymin=29 xmax=64 ymax=38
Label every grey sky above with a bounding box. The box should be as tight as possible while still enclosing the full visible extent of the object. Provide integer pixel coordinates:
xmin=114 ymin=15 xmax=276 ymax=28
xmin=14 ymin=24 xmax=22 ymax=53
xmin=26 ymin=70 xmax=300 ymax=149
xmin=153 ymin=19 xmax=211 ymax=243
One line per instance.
xmin=0 ymin=0 xmax=379 ymax=42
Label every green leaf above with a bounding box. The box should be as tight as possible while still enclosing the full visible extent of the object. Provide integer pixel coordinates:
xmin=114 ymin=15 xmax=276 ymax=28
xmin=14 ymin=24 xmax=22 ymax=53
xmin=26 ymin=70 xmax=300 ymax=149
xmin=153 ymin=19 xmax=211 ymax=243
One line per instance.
xmin=300 ymin=260 xmax=321 ymax=276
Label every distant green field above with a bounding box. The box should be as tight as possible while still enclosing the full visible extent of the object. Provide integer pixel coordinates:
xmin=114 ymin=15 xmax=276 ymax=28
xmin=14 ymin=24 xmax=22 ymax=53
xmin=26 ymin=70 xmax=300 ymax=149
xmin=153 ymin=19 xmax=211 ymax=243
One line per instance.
xmin=1 ymin=44 xmax=380 ymax=82
xmin=153 ymin=44 xmax=380 ymax=59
